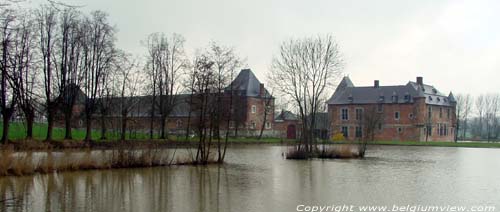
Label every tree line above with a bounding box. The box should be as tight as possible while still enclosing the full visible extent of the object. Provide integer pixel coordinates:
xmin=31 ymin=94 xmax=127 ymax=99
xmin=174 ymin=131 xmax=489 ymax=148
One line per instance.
xmin=0 ymin=2 xmax=243 ymax=150
xmin=455 ymin=93 xmax=500 ymax=142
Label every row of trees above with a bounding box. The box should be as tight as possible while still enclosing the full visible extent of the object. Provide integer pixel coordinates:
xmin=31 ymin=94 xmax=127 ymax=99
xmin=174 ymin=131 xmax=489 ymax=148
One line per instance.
xmin=455 ymin=93 xmax=500 ymax=142
xmin=1 ymin=2 xmax=246 ymax=147
xmin=1 ymin=3 xmax=119 ymax=143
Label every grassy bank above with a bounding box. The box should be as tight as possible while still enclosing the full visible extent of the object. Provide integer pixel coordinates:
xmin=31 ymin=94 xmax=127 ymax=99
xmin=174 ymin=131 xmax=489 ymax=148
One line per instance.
xmin=0 ymin=122 xmax=158 ymax=140
xmin=0 ymin=122 xmax=290 ymax=143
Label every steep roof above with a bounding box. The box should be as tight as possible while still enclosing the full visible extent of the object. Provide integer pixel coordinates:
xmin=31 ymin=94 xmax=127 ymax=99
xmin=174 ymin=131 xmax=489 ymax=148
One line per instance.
xmin=227 ymin=69 xmax=272 ymax=97
xmin=274 ymin=110 xmax=299 ymax=121
xmin=97 ymin=94 xmax=191 ymax=118
xmin=327 ymin=77 xmax=455 ymax=106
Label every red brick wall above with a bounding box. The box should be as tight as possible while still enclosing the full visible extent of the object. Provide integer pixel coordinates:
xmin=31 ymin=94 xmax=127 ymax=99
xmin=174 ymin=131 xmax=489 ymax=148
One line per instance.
xmin=328 ymin=99 xmax=456 ymax=142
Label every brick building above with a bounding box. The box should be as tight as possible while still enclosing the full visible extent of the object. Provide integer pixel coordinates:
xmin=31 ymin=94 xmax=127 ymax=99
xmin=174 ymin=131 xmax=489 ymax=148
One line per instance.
xmin=327 ymin=76 xmax=457 ymax=142
xmin=57 ymin=69 xmax=282 ymax=138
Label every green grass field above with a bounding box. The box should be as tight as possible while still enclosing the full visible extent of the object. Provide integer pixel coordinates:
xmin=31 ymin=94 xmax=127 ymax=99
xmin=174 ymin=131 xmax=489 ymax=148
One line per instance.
xmin=0 ymin=122 xmax=289 ymax=143
xmin=1 ymin=122 xmax=499 ymax=148
xmin=0 ymin=122 xmax=156 ymax=141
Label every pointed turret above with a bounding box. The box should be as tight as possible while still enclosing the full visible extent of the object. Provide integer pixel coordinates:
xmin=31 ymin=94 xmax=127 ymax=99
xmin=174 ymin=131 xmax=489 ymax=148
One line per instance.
xmin=448 ymin=92 xmax=456 ymax=103
xmin=335 ymin=76 xmax=354 ymax=93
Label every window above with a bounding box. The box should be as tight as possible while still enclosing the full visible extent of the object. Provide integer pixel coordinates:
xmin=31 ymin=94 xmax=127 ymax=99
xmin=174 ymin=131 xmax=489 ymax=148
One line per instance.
xmin=439 ymin=107 xmax=443 ymax=118
xmin=378 ymin=123 xmax=383 ymax=131
xmin=341 ymin=126 xmax=349 ymax=138
xmin=428 ymin=106 xmax=432 ymax=119
xmin=377 ymin=104 xmax=383 ymax=113
xmin=438 ymin=123 xmax=448 ymax=136
xmin=397 ymin=127 xmax=403 ymax=134
xmin=250 ymin=122 xmax=256 ymax=129
xmin=251 ymin=105 xmax=257 ymax=113
xmin=408 ymin=113 xmax=414 ymax=119
xmin=404 ymin=94 xmax=410 ymax=102
xmin=447 ymin=108 xmax=451 ymax=119
xmin=176 ymin=120 xmax=183 ymax=128
xmin=355 ymin=126 xmax=362 ymax=138
xmin=392 ymin=95 xmax=398 ymax=103
xmin=341 ymin=108 xmax=349 ymax=120
xmin=427 ymin=126 xmax=432 ymax=136
xmin=394 ymin=111 xmax=400 ymax=120
xmin=265 ymin=122 xmax=271 ymax=129
xmin=355 ymin=108 xmax=363 ymax=121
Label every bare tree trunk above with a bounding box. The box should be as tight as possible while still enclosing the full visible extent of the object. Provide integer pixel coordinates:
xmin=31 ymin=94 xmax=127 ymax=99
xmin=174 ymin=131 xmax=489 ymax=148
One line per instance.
xmin=46 ymin=108 xmax=55 ymax=141
xmin=84 ymin=116 xmax=92 ymax=142
xmin=64 ymin=113 xmax=72 ymax=139
xmin=121 ymin=115 xmax=127 ymax=141
xmin=1 ymin=109 xmax=13 ymax=143
xmin=25 ymin=112 xmax=35 ymax=139
xmin=100 ymin=114 xmax=106 ymax=140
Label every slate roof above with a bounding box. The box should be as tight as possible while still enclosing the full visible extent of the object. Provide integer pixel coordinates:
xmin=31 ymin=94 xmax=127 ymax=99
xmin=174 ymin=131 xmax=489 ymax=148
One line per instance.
xmin=327 ymin=77 xmax=456 ymax=106
xmin=97 ymin=94 xmax=192 ymax=118
xmin=226 ymin=69 xmax=272 ymax=98
xmin=274 ymin=110 xmax=299 ymax=121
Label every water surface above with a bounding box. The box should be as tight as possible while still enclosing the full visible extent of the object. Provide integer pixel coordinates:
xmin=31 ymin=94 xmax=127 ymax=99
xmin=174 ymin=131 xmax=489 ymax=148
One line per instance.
xmin=1 ymin=145 xmax=499 ymax=212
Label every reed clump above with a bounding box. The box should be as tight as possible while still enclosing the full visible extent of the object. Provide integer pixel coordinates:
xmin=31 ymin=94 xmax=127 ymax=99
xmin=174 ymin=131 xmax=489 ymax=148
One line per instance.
xmin=318 ymin=145 xmax=361 ymax=159
xmin=0 ymin=146 xmax=186 ymax=177
xmin=284 ymin=144 xmax=362 ymax=160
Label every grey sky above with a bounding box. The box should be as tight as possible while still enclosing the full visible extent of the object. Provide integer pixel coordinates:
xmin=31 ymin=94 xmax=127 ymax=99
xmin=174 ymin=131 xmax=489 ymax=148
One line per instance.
xmin=29 ymin=0 xmax=500 ymax=96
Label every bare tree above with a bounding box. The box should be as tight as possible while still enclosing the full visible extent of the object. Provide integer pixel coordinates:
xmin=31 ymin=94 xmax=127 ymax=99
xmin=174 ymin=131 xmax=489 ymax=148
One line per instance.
xmin=258 ymin=89 xmax=274 ymax=140
xmin=143 ymin=33 xmax=161 ymax=139
xmin=462 ymin=94 xmax=473 ymax=140
xmin=474 ymin=94 xmax=485 ymax=138
xmin=206 ymin=42 xmax=242 ymax=162
xmin=10 ymin=12 xmax=37 ymax=140
xmin=55 ymin=8 xmax=84 ymax=140
xmin=157 ymin=33 xmax=186 ymax=139
xmin=0 ymin=9 xmax=18 ymax=143
xmin=484 ymin=94 xmax=499 ymax=142
xmin=359 ymin=106 xmax=383 ymax=157
xmin=269 ymin=34 xmax=343 ymax=156
xmin=190 ymin=53 xmax=216 ymax=164
xmin=35 ymin=5 xmax=59 ymax=141
xmin=81 ymin=11 xmax=116 ymax=142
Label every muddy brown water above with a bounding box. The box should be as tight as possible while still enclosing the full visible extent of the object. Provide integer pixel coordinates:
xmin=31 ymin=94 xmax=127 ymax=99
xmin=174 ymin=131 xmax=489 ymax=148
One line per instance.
xmin=0 ymin=145 xmax=499 ymax=212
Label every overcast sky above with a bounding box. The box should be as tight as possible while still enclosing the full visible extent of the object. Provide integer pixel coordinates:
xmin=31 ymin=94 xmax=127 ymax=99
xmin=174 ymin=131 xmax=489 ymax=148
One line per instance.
xmin=27 ymin=0 xmax=500 ymax=96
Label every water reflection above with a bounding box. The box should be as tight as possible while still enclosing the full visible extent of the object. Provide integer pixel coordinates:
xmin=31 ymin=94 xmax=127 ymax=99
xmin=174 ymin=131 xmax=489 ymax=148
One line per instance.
xmin=1 ymin=145 xmax=500 ymax=212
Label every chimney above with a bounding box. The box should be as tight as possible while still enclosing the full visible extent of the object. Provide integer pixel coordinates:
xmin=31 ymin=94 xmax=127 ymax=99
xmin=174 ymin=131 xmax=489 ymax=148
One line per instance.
xmin=416 ymin=77 xmax=423 ymax=85
xmin=259 ymin=83 xmax=265 ymax=96
xmin=374 ymin=80 xmax=379 ymax=88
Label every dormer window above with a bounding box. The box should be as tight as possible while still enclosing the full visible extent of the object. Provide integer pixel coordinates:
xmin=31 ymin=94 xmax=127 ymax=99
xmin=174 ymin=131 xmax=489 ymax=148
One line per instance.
xmin=428 ymin=96 xmax=433 ymax=101
xmin=437 ymin=97 xmax=441 ymax=102
xmin=348 ymin=95 xmax=353 ymax=102
xmin=404 ymin=94 xmax=410 ymax=102
xmin=392 ymin=95 xmax=398 ymax=103
xmin=378 ymin=95 xmax=385 ymax=102
xmin=432 ymin=88 xmax=437 ymax=94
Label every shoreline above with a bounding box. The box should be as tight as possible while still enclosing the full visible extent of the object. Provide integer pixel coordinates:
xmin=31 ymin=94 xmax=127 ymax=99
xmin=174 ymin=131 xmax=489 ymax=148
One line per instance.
xmin=1 ymin=139 xmax=500 ymax=152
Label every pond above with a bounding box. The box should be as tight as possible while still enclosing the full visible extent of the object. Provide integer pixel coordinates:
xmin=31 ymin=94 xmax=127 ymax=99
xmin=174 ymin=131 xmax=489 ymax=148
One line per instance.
xmin=0 ymin=145 xmax=499 ymax=212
